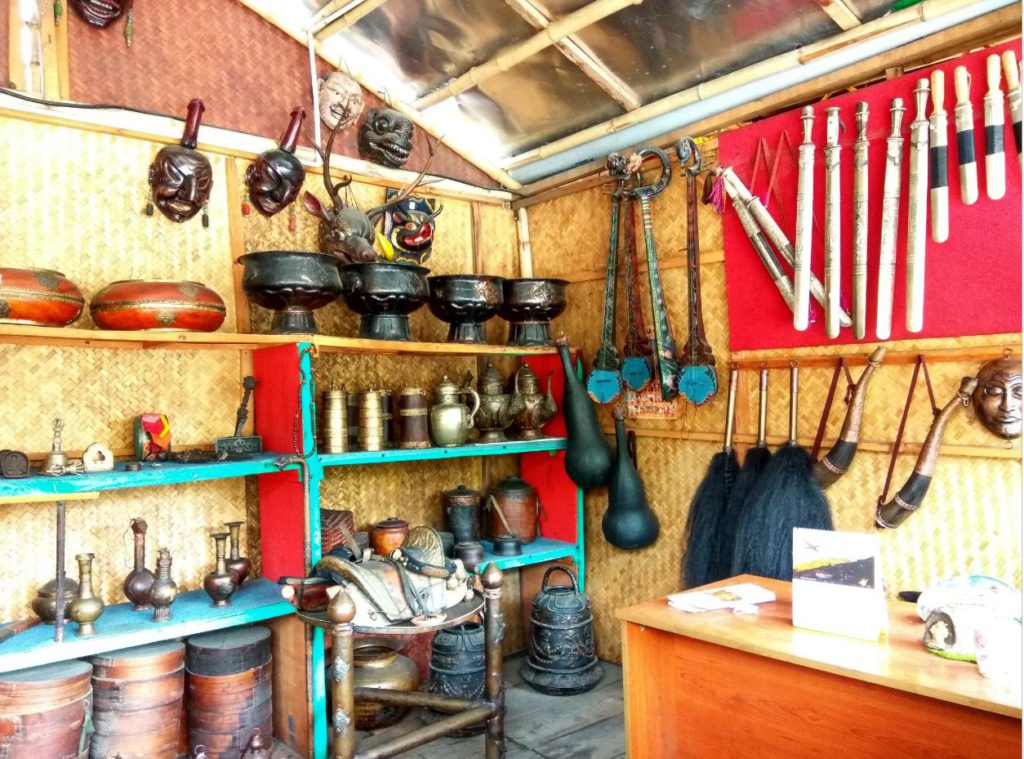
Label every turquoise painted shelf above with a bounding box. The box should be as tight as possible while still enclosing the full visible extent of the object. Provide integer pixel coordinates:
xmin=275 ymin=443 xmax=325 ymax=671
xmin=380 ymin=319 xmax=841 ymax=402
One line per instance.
xmin=318 ymin=437 xmax=566 ymax=467
xmin=0 ymin=577 xmax=294 ymax=673
xmin=477 ymin=536 xmax=577 ymax=572
xmin=0 ymin=453 xmax=294 ymax=499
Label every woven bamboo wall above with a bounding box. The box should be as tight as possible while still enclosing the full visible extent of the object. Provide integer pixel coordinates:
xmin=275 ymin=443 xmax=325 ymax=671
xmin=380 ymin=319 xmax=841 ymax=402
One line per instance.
xmin=0 ymin=115 xmax=247 ymax=623
xmin=528 ymin=136 xmax=1022 ymax=663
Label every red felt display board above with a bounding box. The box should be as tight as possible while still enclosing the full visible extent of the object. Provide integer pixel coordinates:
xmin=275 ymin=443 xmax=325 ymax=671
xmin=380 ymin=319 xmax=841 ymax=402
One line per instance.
xmin=719 ymin=41 xmax=1022 ymax=352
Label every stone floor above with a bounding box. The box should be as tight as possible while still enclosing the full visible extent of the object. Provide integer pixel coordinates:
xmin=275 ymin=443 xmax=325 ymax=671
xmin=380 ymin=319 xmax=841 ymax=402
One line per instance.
xmin=273 ymin=655 xmax=625 ymax=759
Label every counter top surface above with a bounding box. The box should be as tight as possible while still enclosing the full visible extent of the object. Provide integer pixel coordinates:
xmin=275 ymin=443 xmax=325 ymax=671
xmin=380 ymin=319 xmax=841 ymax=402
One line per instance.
xmin=617 ymin=575 xmax=1022 ymax=718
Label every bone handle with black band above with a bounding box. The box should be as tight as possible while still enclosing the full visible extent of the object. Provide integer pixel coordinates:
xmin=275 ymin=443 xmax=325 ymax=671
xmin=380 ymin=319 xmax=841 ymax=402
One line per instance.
xmin=954 ymin=66 xmax=979 ymax=205
xmin=823 ymin=106 xmax=842 ymax=340
xmin=757 ymin=367 xmax=768 ymax=448
xmin=722 ymin=167 xmax=852 ymax=328
xmin=906 ymin=79 xmax=930 ymax=334
xmin=852 ymin=103 xmax=869 ymax=340
xmin=877 ymin=97 xmax=905 ymax=340
xmin=984 ymin=53 xmax=1006 ymax=200
xmin=929 ymin=70 xmax=950 ymax=244
xmin=793 ymin=106 xmax=815 ymax=331
xmin=1002 ymin=49 xmax=1022 ymax=166
xmin=875 ymin=375 xmax=977 ymax=529
xmin=721 ymin=169 xmax=797 ymax=313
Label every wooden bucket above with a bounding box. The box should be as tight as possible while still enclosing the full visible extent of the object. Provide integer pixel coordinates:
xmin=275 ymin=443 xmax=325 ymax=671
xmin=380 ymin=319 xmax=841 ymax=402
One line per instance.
xmin=0 ymin=660 xmax=91 ymax=759
xmin=185 ymin=627 xmax=273 ymax=759
xmin=89 ymin=641 xmax=185 ymax=759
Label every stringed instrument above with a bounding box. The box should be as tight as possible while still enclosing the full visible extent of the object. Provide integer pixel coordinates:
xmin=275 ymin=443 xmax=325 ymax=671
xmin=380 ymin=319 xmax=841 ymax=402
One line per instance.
xmin=675 ymin=138 xmax=718 ymax=406
xmin=620 ymin=194 xmax=654 ymax=392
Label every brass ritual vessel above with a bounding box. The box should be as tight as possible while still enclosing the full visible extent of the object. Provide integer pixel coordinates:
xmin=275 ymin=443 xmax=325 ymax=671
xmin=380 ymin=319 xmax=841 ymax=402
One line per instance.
xmin=123 ymin=517 xmax=155 ymax=610
xmin=225 ymin=521 xmax=252 ymax=585
xmin=203 ymin=532 xmax=236 ymax=607
xmin=69 ymin=553 xmax=104 ymax=637
xmin=32 ymin=577 xmax=79 ymax=623
xmin=475 ymin=362 xmax=525 ymax=444
xmin=511 ymin=365 xmax=556 ymax=440
xmin=150 ymin=547 xmax=178 ymax=622
xmin=429 ymin=375 xmax=480 ymax=447
xmin=319 ymin=388 xmax=348 ymax=453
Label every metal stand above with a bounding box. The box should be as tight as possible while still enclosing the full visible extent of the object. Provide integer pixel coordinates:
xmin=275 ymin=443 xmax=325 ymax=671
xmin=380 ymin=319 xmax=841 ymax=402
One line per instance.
xmin=323 ymin=564 xmax=506 ymax=759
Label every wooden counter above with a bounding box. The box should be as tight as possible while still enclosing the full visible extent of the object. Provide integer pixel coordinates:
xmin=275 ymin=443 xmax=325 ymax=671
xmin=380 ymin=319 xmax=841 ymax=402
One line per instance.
xmin=617 ymin=575 xmax=1022 ymax=759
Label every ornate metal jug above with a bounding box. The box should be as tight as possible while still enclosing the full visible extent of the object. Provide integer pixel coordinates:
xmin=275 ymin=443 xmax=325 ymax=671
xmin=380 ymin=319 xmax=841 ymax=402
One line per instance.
xmin=511 ymin=365 xmax=556 ymax=440
xmin=521 ymin=566 xmax=602 ymax=696
xmin=475 ymin=362 xmax=524 ymax=443
xmin=429 ymin=375 xmax=480 ymax=447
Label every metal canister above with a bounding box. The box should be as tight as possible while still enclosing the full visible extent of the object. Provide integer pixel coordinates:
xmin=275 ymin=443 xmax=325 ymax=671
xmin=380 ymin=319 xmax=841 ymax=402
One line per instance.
xmin=319 ymin=389 xmax=348 ymax=454
xmin=358 ymin=389 xmax=384 ymax=452
xmin=347 ymin=392 xmax=361 ymax=449
xmin=487 ymin=475 xmax=540 ymax=544
xmin=521 ymin=566 xmax=602 ymax=696
xmin=395 ymin=387 xmax=430 ymax=449
xmin=380 ymin=390 xmax=393 ymax=449
xmin=443 ymin=485 xmax=481 ymax=544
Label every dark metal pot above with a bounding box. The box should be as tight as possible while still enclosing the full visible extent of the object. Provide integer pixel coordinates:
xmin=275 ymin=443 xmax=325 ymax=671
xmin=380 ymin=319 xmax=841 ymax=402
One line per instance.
xmin=443 ymin=485 xmax=481 ymax=544
xmin=339 ymin=262 xmax=429 ymax=341
xmin=428 ymin=275 xmax=504 ymax=344
xmin=521 ymin=566 xmax=602 ymax=696
xmin=238 ymin=251 xmax=342 ymax=334
xmin=499 ymin=278 xmax=568 ymax=347
xmin=421 ymin=622 xmax=486 ymax=735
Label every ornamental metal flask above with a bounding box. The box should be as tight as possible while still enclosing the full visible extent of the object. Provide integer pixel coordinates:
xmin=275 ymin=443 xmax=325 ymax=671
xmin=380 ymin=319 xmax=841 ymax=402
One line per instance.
xmin=511 ymin=364 xmax=556 ymax=440
xmin=556 ymin=338 xmax=614 ymax=488
xmin=122 ymin=517 xmax=155 ymax=610
xmin=604 ymin=407 xmax=659 ymax=549
xmin=475 ymin=362 xmax=523 ymax=443
xmin=429 ymin=375 xmax=480 ymax=447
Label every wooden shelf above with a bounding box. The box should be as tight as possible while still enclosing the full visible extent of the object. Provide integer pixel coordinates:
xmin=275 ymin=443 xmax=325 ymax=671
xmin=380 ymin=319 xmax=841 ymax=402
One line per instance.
xmin=0 ymin=453 xmax=297 ymax=499
xmin=477 ymin=536 xmax=578 ymax=572
xmin=0 ymin=578 xmax=294 ymax=672
xmin=0 ymin=325 xmax=559 ymax=357
xmin=319 ymin=438 xmax=566 ymax=467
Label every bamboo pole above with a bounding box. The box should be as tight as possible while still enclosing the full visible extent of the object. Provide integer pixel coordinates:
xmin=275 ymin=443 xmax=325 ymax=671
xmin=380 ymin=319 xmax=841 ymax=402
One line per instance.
xmin=512 ymin=4 xmax=1020 ymax=203
xmin=501 ymin=0 xmax=1007 ymax=171
xmin=413 ymin=0 xmax=643 ymax=111
xmin=315 ymin=0 xmax=390 ymax=38
xmin=813 ymin=0 xmax=864 ymax=32
xmin=730 ymin=345 xmax=1016 ymax=370
xmin=600 ymin=426 xmax=1022 ymax=461
xmin=8 ymin=0 xmax=26 ymax=92
xmin=504 ymin=0 xmax=642 ymax=111
xmin=515 ymin=207 xmax=535 ymax=278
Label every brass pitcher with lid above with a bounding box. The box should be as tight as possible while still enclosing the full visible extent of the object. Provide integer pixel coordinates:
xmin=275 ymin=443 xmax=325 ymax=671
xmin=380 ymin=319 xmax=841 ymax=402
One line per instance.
xmin=511 ymin=365 xmax=556 ymax=440
xmin=475 ymin=362 xmax=525 ymax=444
xmin=429 ymin=375 xmax=480 ymax=447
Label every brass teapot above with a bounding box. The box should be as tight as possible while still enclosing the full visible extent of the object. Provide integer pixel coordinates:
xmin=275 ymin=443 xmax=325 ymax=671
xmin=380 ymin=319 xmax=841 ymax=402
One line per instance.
xmin=512 ymin=365 xmax=556 ymax=440
xmin=430 ymin=375 xmax=481 ymax=447
xmin=475 ymin=362 xmax=525 ymax=444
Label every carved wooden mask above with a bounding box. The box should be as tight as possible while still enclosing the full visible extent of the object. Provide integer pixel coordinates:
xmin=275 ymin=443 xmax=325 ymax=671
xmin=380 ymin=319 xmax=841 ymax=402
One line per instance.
xmin=69 ymin=0 xmax=128 ymax=27
xmin=973 ymin=358 xmax=1023 ymax=439
xmin=148 ymin=99 xmax=213 ymax=223
xmin=246 ymin=108 xmax=306 ymax=217
xmin=358 ymin=108 xmax=414 ymax=169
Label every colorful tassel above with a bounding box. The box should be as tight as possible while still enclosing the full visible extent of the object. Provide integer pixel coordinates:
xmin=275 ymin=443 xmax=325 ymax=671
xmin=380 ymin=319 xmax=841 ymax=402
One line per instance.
xmin=241 ymin=192 xmax=252 ymax=218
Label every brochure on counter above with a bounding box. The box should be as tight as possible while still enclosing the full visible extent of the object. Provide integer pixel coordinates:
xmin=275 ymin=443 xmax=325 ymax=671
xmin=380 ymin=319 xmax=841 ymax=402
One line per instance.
xmin=667 ymin=583 xmax=776 ymax=613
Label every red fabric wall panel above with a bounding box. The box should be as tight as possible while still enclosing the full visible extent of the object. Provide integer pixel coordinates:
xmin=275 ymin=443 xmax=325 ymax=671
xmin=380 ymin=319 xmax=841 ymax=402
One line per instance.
xmin=718 ymin=41 xmax=1022 ymax=352
xmin=66 ymin=0 xmax=497 ymax=187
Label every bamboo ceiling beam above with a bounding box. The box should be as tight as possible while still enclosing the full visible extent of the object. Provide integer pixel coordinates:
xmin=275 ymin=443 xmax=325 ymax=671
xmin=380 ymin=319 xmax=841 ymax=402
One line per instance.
xmin=308 ymin=0 xmax=360 ymax=26
xmin=235 ymin=0 xmax=523 ymax=190
xmin=315 ymin=0 xmax=390 ymax=38
xmin=413 ymin=0 xmax=643 ymax=111
xmin=505 ymin=0 xmax=642 ymax=111
xmin=511 ymin=2 xmax=1020 ymax=203
xmin=812 ymin=0 xmax=863 ymax=32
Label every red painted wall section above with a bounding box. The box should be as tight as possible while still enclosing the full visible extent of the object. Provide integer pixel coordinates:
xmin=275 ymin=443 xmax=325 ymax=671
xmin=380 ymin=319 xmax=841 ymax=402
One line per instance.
xmin=65 ymin=0 xmax=499 ymax=188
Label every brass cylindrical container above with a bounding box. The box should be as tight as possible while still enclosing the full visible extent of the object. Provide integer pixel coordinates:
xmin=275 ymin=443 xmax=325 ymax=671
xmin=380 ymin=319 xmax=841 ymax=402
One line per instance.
xmin=380 ymin=390 xmax=393 ymax=449
xmin=319 ymin=389 xmax=348 ymax=454
xmin=358 ymin=389 xmax=385 ymax=452
xmin=395 ymin=387 xmax=430 ymax=449
xmin=346 ymin=392 xmax=360 ymax=449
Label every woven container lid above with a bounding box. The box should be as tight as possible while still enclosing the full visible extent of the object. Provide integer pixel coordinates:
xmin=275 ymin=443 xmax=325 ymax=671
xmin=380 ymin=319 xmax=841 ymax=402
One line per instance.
xmin=186 ymin=626 xmax=271 ymax=676
xmin=91 ymin=640 xmax=185 ymax=680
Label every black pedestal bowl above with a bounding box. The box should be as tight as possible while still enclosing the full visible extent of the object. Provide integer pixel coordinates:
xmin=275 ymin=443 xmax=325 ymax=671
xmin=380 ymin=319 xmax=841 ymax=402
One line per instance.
xmin=237 ymin=251 xmax=342 ymax=334
xmin=500 ymin=278 xmax=568 ymax=347
xmin=428 ymin=275 xmax=505 ymax=344
xmin=339 ymin=262 xmax=430 ymax=341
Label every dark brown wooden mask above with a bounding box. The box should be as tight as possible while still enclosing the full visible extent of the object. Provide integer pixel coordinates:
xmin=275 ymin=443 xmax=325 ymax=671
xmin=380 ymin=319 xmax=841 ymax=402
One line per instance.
xmin=358 ymin=108 xmax=413 ymax=169
xmin=246 ymin=108 xmax=306 ymax=217
xmin=69 ymin=0 xmax=128 ymax=27
xmin=148 ymin=99 xmax=213 ymax=223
